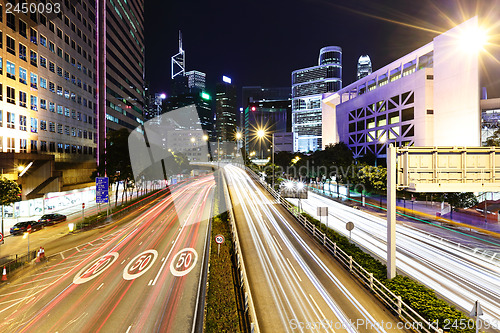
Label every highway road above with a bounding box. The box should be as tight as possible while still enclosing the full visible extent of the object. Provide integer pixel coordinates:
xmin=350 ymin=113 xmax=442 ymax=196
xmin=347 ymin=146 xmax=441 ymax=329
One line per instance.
xmin=0 ymin=175 xmax=215 ymax=332
xmin=225 ymin=165 xmax=408 ymax=333
xmin=290 ymin=190 xmax=500 ymax=329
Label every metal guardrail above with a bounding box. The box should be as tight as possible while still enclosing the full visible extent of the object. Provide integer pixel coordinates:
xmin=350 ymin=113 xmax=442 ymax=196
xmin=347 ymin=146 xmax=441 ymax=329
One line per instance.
xmin=308 ymin=186 xmax=500 ymax=266
xmin=221 ymin=169 xmax=259 ymax=333
xmin=244 ymin=166 xmax=441 ymax=333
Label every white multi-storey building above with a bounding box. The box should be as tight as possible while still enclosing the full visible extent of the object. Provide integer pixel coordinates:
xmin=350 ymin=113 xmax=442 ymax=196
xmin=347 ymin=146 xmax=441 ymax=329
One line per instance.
xmin=322 ymin=17 xmax=481 ymax=159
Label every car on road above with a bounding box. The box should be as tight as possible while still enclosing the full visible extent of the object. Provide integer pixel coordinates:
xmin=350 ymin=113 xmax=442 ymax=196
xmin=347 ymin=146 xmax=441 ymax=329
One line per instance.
xmin=10 ymin=221 xmax=44 ymax=236
xmin=38 ymin=213 xmax=67 ymax=225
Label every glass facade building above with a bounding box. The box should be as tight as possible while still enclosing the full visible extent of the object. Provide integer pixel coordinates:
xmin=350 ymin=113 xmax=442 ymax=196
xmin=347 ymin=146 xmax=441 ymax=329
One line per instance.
xmin=292 ymin=46 xmax=342 ymax=152
xmin=98 ymin=0 xmax=145 ymax=166
xmin=357 ymin=55 xmax=372 ymax=80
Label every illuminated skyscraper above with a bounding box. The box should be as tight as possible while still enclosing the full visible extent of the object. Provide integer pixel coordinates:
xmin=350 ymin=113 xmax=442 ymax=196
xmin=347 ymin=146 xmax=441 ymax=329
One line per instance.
xmin=292 ymin=46 xmax=342 ymax=152
xmin=186 ymin=70 xmax=206 ymax=93
xmin=216 ymin=76 xmax=237 ymax=142
xmin=357 ymin=55 xmax=372 ymax=80
xmin=97 ymin=0 xmax=145 ymax=167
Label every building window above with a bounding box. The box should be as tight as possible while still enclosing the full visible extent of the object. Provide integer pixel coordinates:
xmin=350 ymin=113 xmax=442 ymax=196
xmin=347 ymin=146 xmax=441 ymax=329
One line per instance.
xmin=0 ymin=83 xmax=2 ymax=101
xmin=40 ymin=35 xmax=46 ymax=47
xmin=40 ymin=14 xmax=46 ymax=26
xmin=19 ymin=19 xmax=26 ymax=37
xmin=64 ymin=125 xmax=70 ymax=135
xmin=19 ymin=115 xmax=26 ymax=131
xmin=0 ymin=110 xmax=2 ymax=127
xmin=49 ymin=102 xmax=55 ymax=112
xmin=19 ymin=67 xmax=27 ymax=84
xmin=30 ymin=95 xmax=37 ymax=111
xmin=65 ymin=144 xmax=70 ymax=153
xmin=20 ymin=139 xmax=27 ymax=153
xmin=40 ymin=99 xmax=47 ymax=109
xmin=6 ymin=35 xmax=15 ymax=55
xmin=30 ymin=50 xmax=37 ymax=66
xmin=30 ymin=28 xmax=37 ymax=44
xmin=40 ymin=56 xmax=47 ymax=68
xmin=40 ymin=120 xmax=47 ymax=131
xmin=40 ymin=77 xmax=47 ymax=89
xmin=0 ymin=57 xmax=2 ymax=75
xmin=31 ymin=140 xmax=37 ymax=152
xmin=49 ymin=61 xmax=55 ymax=72
xmin=64 ymin=107 xmax=70 ymax=117
xmin=57 ymin=105 xmax=63 ymax=114
xmin=49 ymin=121 xmax=55 ymax=132
xmin=57 ymin=47 xmax=62 ymax=57
xmin=40 ymin=141 xmax=47 ymax=152
xmin=57 ymin=28 xmax=62 ymax=39
xmin=7 ymin=87 xmax=15 ymax=104
xmin=57 ymin=143 xmax=63 ymax=153
xmin=19 ymin=43 xmax=26 ymax=61
xmin=48 ymin=41 xmax=55 ymax=53
xmin=49 ymin=21 xmax=55 ymax=33
xmin=6 ymin=13 xmax=15 ymax=30
xmin=7 ymin=137 xmax=15 ymax=152
xmin=31 ymin=118 xmax=37 ymax=133
xmin=57 ymin=86 xmax=63 ymax=96
xmin=57 ymin=123 xmax=63 ymax=134
xmin=30 ymin=73 xmax=37 ymax=89
xmin=6 ymin=61 xmax=15 ymax=79
xmin=19 ymin=91 xmax=27 ymax=107
xmin=49 ymin=142 xmax=56 ymax=152
xmin=57 ymin=66 xmax=62 ymax=77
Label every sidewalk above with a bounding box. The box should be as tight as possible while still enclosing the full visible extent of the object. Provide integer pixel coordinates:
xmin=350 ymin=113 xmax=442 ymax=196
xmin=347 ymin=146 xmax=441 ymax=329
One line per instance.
xmin=1 ymin=185 xmax=148 ymax=237
xmin=311 ymin=183 xmax=500 ymax=235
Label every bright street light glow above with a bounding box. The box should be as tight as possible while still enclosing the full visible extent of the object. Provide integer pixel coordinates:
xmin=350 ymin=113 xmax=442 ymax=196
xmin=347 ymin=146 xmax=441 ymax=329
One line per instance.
xmin=190 ymin=137 xmax=196 ymax=143
xmin=297 ymin=182 xmax=304 ymax=190
xmin=203 ymin=135 xmax=209 ymax=141
xmin=257 ymin=129 xmax=266 ymax=138
xmin=285 ymin=181 xmax=294 ymax=190
xmin=222 ymin=75 xmax=232 ymax=84
xmin=159 ymin=93 xmax=167 ymax=99
xmin=458 ymin=26 xmax=488 ymax=53
xmin=236 ymin=132 xmax=242 ymax=140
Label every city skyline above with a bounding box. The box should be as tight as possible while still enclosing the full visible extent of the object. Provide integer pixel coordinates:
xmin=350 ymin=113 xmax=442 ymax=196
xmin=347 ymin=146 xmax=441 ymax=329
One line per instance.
xmin=145 ymin=0 xmax=500 ymax=98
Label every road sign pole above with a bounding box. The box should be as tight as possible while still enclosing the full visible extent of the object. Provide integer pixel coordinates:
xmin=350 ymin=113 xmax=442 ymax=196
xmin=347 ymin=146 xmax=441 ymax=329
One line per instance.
xmin=387 ymin=144 xmax=396 ymax=279
xmin=218 ymin=244 xmax=220 ymax=257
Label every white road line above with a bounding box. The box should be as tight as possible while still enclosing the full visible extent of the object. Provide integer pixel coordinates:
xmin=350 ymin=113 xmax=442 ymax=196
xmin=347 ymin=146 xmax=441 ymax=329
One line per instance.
xmin=309 ymin=294 xmax=336 ymax=333
xmin=60 ymin=253 xmax=65 ymax=259
xmin=139 ymin=242 xmax=143 ymax=245
xmin=273 ymin=235 xmax=283 ymax=251
xmin=286 ymin=258 xmax=302 ymax=282
xmin=121 ymin=260 xmax=126 ymax=264
xmin=75 ymin=246 xmax=80 ymax=252
xmin=126 ymin=325 xmax=132 ymax=333
xmin=97 ymin=283 xmax=104 ymax=290
xmin=148 ymin=280 xmax=152 ymax=286
xmin=161 ymin=257 xmax=165 ymax=262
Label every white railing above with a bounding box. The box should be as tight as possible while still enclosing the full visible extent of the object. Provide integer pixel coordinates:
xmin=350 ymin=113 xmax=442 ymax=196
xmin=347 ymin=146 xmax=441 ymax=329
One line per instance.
xmin=245 ymin=166 xmax=442 ymax=333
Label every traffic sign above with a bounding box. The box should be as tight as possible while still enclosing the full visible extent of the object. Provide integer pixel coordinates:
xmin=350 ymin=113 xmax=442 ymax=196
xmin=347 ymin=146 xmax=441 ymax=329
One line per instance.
xmin=27 ymin=225 xmax=32 ymax=233
xmin=82 ymin=203 xmax=85 ymax=209
xmin=96 ymin=177 xmax=109 ymax=204
xmin=215 ymin=234 xmax=225 ymax=244
xmin=346 ymin=222 xmax=355 ymax=231
xmin=0 ymin=232 xmax=3 ymax=242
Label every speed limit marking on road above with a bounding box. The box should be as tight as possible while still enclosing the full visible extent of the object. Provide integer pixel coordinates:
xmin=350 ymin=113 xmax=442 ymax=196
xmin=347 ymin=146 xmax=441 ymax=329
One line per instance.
xmin=123 ymin=250 xmax=158 ymax=280
xmin=73 ymin=252 xmax=119 ymax=285
xmin=170 ymin=248 xmax=198 ymax=277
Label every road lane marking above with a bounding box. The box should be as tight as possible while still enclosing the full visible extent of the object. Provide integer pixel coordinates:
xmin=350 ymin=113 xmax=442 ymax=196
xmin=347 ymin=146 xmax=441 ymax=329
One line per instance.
xmin=309 ymin=294 xmax=336 ymax=333
xmin=121 ymin=260 xmax=126 ymax=264
xmin=126 ymin=325 xmax=132 ymax=333
xmin=60 ymin=253 xmax=65 ymax=259
xmin=273 ymin=235 xmax=283 ymax=251
xmin=139 ymin=242 xmax=143 ymax=245
xmin=286 ymin=258 xmax=302 ymax=282
xmin=161 ymin=257 xmax=165 ymax=262
xmin=148 ymin=280 xmax=153 ymax=286
xmin=97 ymin=283 xmax=104 ymax=290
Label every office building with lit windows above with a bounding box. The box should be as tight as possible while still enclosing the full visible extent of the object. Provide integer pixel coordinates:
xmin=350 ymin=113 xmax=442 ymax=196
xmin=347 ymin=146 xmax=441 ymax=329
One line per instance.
xmin=322 ymin=17 xmax=481 ymax=161
xmin=357 ymin=55 xmax=372 ymax=80
xmin=97 ymin=0 xmax=145 ymax=168
xmin=186 ymin=70 xmax=206 ymax=93
xmin=215 ymin=76 xmax=237 ymax=142
xmin=292 ymin=46 xmax=342 ymax=152
xmin=0 ymin=0 xmax=98 ymax=198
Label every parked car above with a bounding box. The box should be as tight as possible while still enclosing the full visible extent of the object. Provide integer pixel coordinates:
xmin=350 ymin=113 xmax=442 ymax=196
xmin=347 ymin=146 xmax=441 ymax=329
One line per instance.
xmin=10 ymin=221 xmax=44 ymax=236
xmin=38 ymin=213 xmax=67 ymax=225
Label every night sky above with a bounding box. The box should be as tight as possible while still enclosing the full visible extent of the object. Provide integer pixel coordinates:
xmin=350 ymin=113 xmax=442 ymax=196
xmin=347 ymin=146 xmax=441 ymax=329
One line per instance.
xmin=145 ymin=0 xmax=500 ymax=101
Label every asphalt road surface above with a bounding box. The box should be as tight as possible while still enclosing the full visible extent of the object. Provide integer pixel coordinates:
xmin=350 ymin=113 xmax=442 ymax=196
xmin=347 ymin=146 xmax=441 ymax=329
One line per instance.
xmin=0 ymin=175 xmax=215 ymax=333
